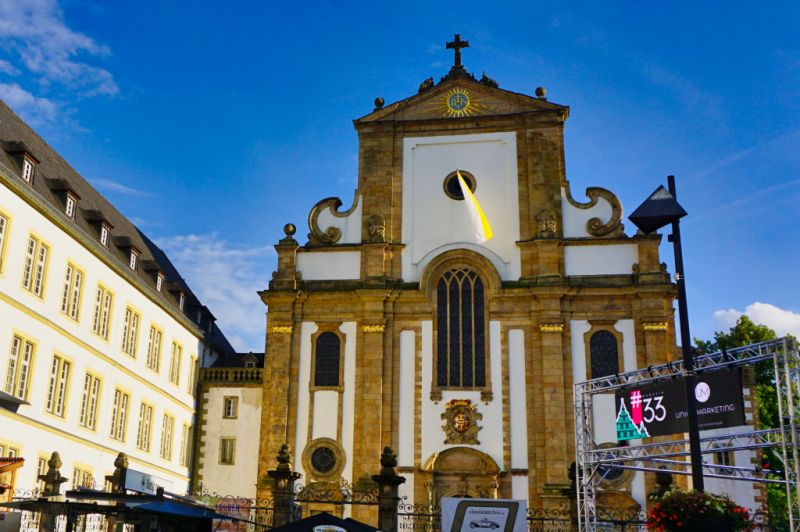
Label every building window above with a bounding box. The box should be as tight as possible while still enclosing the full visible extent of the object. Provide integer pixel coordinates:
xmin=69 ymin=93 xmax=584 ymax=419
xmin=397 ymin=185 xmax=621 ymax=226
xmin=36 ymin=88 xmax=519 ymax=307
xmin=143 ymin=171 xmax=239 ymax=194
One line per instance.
xmin=0 ymin=443 xmax=20 ymax=458
xmin=179 ymin=424 xmax=192 ymax=467
xmin=187 ymin=356 xmax=198 ymax=395
xmin=436 ymin=268 xmax=486 ymax=387
xmin=59 ymin=263 xmax=84 ymax=321
xmin=100 ymin=224 xmax=110 ymax=246
xmin=109 ymin=389 xmax=129 ymax=441
xmin=145 ymin=326 xmax=162 ymax=372
xmin=72 ymin=467 xmax=93 ymax=489
xmin=65 ymin=194 xmax=77 ymax=219
xmin=314 ymin=333 xmax=341 ymax=387
xmin=223 ymin=396 xmax=238 ymax=419
xmin=45 ymin=354 xmax=71 ymax=417
xmin=78 ymin=372 xmax=101 ymax=430
xmin=121 ymin=307 xmax=140 ymax=357
xmin=713 ymin=445 xmax=735 ymax=474
xmin=91 ymin=285 xmax=113 ymax=339
xmin=36 ymin=456 xmax=47 ymax=495
xmin=244 ymin=360 xmax=256 ymax=369
xmin=156 ymin=272 xmax=165 ymax=292
xmin=21 ymin=157 xmax=34 ymax=183
xmin=4 ymin=334 xmax=35 ymax=400
xmin=129 ymin=249 xmax=138 ymax=270
xmin=0 ymin=213 xmax=9 ymax=273
xmin=160 ymin=414 xmax=174 ymax=461
xmin=136 ymin=403 xmax=153 ymax=451
xmin=219 ymin=438 xmax=236 ymax=465
xmin=589 ymin=330 xmax=620 ymax=379
xmin=168 ymin=341 xmax=182 ymax=385
xmin=21 ymin=234 xmax=49 ymax=297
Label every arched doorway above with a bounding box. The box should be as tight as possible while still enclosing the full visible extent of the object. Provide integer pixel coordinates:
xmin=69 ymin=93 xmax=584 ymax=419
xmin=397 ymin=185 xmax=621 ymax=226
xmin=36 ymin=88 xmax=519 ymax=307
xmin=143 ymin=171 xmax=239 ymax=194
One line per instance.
xmin=422 ymin=447 xmax=501 ymax=504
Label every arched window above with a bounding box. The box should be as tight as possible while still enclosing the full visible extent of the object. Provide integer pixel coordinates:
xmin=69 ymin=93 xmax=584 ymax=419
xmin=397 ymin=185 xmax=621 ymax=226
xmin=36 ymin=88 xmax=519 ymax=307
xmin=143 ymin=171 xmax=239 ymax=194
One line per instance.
xmin=589 ymin=330 xmax=620 ymax=378
xmin=436 ymin=268 xmax=486 ymax=387
xmin=314 ymin=332 xmax=340 ymax=387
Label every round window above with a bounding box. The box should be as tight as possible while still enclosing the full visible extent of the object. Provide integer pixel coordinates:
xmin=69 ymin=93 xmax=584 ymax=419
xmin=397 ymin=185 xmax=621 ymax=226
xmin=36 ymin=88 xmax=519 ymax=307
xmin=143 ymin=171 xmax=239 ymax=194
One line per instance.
xmin=443 ymin=170 xmax=477 ymax=201
xmin=310 ymin=446 xmax=337 ymax=474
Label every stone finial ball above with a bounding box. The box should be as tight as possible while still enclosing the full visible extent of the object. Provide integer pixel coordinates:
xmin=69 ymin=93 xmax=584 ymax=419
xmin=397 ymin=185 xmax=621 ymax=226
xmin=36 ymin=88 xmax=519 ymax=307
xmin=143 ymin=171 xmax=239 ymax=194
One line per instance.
xmin=535 ymin=86 xmax=547 ymax=98
xmin=284 ymin=223 xmax=296 ymax=236
xmin=374 ymin=97 xmax=385 ymax=109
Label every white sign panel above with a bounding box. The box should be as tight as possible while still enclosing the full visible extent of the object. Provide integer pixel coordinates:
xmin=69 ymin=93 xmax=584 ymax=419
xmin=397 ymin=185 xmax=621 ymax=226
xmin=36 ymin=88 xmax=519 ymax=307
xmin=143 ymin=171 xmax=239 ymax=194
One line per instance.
xmin=441 ymin=498 xmax=527 ymax=532
xmin=124 ymin=469 xmax=174 ymax=495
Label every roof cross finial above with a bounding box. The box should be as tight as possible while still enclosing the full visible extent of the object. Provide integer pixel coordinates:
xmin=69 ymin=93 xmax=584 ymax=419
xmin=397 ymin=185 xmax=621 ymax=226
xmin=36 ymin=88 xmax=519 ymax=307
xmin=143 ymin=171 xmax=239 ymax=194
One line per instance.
xmin=446 ymin=34 xmax=469 ymax=68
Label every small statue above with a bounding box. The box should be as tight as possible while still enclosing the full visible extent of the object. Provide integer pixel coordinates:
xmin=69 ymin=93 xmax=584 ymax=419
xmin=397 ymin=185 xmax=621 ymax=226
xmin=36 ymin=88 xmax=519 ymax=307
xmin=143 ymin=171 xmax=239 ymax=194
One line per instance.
xmin=479 ymin=72 xmax=499 ymax=88
xmin=418 ymin=77 xmax=434 ymax=93
xmin=367 ymin=214 xmax=386 ymax=243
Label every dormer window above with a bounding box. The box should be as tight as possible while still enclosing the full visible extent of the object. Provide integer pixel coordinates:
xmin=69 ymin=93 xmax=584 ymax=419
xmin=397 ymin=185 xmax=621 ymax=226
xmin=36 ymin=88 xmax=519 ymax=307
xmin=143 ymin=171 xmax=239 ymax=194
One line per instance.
xmin=244 ymin=360 xmax=256 ymax=369
xmin=22 ymin=157 xmax=35 ymax=183
xmin=100 ymin=223 xmax=110 ymax=246
xmin=179 ymin=292 xmax=185 ymax=311
xmin=65 ymin=193 xmax=77 ymax=218
xmin=129 ymin=249 xmax=139 ymax=270
xmin=156 ymin=272 xmax=165 ymax=292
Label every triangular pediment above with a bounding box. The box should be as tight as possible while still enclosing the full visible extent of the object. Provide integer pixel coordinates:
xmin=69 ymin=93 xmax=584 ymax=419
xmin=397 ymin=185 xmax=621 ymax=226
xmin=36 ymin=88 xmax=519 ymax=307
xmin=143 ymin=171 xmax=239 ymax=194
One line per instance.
xmin=356 ymin=78 xmax=568 ymax=123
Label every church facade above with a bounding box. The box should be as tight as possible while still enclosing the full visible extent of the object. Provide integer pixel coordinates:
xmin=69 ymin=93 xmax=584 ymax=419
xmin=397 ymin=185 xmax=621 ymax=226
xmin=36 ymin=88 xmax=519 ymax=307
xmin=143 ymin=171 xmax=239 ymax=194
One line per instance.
xmin=256 ymin=41 xmax=678 ymax=513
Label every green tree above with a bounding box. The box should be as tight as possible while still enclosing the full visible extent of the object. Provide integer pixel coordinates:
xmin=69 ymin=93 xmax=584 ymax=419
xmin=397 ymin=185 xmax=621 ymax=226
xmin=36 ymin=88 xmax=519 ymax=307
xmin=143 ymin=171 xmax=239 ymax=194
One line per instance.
xmin=694 ymin=315 xmax=787 ymax=529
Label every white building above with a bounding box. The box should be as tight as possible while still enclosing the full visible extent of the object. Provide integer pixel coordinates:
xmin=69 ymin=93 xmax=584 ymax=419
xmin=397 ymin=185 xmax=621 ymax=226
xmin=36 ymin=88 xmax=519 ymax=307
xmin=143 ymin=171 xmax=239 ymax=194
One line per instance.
xmin=0 ymin=99 xmax=234 ymax=497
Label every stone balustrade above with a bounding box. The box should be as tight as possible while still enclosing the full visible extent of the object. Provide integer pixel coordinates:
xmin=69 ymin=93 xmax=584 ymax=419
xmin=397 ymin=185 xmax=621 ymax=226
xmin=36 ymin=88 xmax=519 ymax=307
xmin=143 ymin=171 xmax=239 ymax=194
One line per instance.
xmin=200 ymin=367 xmax=263 ymax=384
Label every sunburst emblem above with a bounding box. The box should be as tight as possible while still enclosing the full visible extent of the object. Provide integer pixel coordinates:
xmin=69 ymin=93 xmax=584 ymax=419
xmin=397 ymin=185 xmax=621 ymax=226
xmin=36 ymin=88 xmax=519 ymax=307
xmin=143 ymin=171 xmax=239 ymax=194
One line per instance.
xmin=441 ymin=87 xmax=485 ymax=117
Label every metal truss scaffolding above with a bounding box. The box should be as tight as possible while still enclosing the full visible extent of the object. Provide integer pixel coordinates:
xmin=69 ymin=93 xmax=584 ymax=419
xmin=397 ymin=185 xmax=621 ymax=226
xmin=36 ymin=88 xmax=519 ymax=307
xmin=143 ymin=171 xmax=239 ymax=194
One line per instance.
xmin=575 ymin=337 xmax=800 ymax=531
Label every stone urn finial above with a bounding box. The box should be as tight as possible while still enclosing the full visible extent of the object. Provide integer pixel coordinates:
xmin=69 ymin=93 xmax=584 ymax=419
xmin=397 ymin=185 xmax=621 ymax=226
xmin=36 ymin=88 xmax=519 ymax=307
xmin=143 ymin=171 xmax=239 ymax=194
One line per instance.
xmin=276 ymin=444 xmax=292 ymax=471
xmin=379 ymin=447 xmax=398 ymax=476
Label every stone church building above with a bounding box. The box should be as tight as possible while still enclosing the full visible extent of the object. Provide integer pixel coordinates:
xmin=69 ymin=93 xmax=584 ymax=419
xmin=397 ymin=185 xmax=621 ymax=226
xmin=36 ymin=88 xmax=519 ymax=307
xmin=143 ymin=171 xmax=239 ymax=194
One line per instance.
xmin=255 ymin=39 xmax=678 ymax=514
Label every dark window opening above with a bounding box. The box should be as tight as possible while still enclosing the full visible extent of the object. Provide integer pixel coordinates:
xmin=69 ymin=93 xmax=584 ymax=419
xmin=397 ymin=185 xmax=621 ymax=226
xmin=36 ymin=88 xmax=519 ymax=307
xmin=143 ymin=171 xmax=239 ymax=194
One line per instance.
xmin=314 ymin=332 xmax=341 ymax=387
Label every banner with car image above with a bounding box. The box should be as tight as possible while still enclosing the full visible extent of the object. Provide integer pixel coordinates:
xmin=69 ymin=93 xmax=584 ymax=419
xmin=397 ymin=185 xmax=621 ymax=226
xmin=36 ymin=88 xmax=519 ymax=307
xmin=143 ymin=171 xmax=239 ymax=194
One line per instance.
xmin=441 ymin=498 xmax=527 ymax=532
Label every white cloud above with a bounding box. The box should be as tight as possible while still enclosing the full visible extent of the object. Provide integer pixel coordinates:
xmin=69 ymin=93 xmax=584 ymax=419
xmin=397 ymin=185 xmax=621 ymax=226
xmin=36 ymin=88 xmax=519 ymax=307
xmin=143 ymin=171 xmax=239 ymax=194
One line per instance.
xmin=0 ymin=81 xmax=58 ymax=122
xmin=713 ymin=302 xmax=800 ymax=338
xmin=155 ymin=233 xmax=273 ymax=352
xmin=0 ymin=58 xmax=18 ymax=75
xmin=91 ymin=178 xmax=153 ymax=197
xmin=0 ymin=0 xmax=118 ymax=96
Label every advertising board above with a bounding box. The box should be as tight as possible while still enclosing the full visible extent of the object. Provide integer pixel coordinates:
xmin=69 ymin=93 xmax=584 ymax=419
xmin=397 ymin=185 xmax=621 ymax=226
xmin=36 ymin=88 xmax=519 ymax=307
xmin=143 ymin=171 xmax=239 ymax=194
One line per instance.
xmin=615 ymin=370 xmax=746 ymax=441
xmin=441 ymin=498 xmax=527 ymax=532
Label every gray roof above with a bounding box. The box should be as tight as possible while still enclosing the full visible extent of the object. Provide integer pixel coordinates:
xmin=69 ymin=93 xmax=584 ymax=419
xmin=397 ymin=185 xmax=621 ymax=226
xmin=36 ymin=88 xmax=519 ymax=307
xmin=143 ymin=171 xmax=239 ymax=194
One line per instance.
xmin=0 ymin=99 xmax=235 ymax=356
xmin=211 ymin=352 xmax=265 ymax=368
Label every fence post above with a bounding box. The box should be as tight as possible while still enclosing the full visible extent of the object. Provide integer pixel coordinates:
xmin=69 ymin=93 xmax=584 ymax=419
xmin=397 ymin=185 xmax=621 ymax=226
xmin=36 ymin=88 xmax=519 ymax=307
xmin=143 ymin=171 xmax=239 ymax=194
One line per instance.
xmin=104 ymin=453 xmax=128 ymax=532
xmin=372 ymin=447 xmax=405 ymax=532
xmin=38 ymin=451 xmax=68 ymax=532
xmin=268 ymin=444 xmax=301 ymax=527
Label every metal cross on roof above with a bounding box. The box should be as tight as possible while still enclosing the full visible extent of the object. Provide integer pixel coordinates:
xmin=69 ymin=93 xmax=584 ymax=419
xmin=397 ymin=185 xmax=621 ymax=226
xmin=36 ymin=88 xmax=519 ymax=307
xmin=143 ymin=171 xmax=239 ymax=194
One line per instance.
xmin=446 ymin=34 xmax=470 ymax=67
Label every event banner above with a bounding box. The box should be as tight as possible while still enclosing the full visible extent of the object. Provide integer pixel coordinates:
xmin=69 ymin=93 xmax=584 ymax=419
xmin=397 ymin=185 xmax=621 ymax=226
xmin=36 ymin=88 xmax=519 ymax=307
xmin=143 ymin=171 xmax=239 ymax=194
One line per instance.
xmin=441 ymin=498 xmax=527 ymax=532
xmin=615 ymin=370 xmax=746 ymax=441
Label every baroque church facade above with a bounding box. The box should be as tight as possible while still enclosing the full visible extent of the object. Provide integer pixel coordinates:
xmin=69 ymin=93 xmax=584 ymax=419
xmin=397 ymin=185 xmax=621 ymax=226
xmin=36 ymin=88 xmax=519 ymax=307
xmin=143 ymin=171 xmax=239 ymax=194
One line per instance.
xmin=256 ymin=40 xmax=678 ymax=513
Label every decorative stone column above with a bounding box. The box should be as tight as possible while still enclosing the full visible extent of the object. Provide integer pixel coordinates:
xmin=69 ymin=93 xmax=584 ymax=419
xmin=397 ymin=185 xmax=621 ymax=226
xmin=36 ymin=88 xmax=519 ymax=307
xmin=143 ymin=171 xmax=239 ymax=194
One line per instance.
xmin=372 ymin=447 xmax=405 ymax=532
xmin=267 ymin=445 xmax=301 ymax=527
xmin=38 ymin=452 xmax=67 ymax=532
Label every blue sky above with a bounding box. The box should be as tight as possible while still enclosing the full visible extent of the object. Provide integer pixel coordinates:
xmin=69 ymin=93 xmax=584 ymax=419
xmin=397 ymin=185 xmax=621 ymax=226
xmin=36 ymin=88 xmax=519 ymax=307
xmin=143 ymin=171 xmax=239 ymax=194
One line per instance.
xmin=1 ymin=0 xmax=799 ymax=351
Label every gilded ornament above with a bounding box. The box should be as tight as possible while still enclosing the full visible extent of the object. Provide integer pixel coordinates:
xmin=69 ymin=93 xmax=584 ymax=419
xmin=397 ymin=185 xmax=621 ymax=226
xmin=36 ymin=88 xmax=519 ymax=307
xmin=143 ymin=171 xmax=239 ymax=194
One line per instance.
xmin=271 ymin=326 xmax=293 ymax=334
xmin=362 ymin=324 xmax=385 ymax=333
xmin=539 ymin=323 xmax=564 ymax=332
xmin=441 ymin=399 xmax=482 ymax=445
xmin=642 ymin=322 xmax=669 ymax=331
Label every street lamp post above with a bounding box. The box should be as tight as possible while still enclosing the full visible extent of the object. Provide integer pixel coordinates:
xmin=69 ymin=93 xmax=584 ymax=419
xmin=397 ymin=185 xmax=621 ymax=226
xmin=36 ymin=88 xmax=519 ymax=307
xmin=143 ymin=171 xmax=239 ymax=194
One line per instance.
xmin=629 ymin=175 xmax=704 ymax=492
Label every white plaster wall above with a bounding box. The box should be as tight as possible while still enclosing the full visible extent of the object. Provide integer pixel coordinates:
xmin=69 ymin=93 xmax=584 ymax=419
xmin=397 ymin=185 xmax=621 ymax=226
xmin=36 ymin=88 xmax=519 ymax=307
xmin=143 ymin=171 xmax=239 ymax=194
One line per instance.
xmin=561 ymin=187 xmax=616 ymax=238
xmin=703 ymin=427 xmax=757 ymax=509
xmin=315 ymin=195 xmax=362 ymax=245
xmin=0 ymin=183 xmax=203 ymax=493
xmin=312 ymin=390 xmax=339 ymax=440
xmin=201 ymin=387 xmax=262 ymax=497
xmin=564 ymin=244 xmax=638 ymax=276
xmin=401 ymin=133 xmax=521 ymax=282
xmin=340 ymin=321 xmax=356 ymax=484
xmin=398 ymin=330 xmax=415 ymax=467
xmin=296 ymin=251 xmax=361 ymax=281
xmin=399 ymin=472 xmax=415 ymax=506
xmin=511 ymin=475 xmax=529 ymax=501
xmin=420 ymin=320 xmax=505 ymax=471
xmin=294 ymin=322 xmax=318 ymax=476
xmin=508 ymin=329 xmax=527 ymax=469
xmin=570 ymin=320 xmax=591 ymax=384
